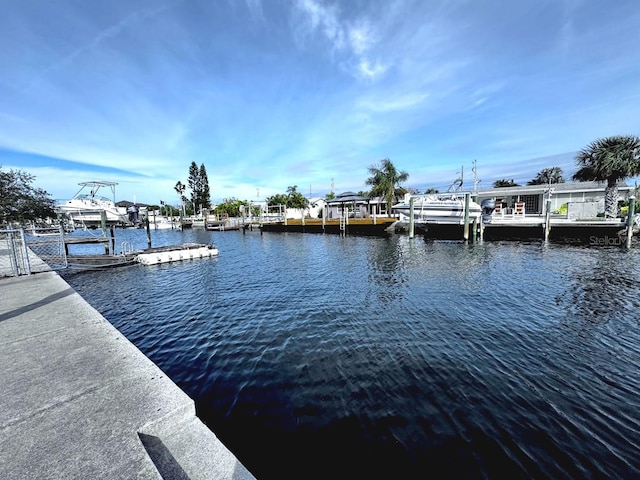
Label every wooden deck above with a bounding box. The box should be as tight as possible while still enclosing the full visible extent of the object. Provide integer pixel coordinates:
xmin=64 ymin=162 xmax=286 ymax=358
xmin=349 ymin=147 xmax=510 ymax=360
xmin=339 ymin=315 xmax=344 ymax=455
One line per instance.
xmin=483 ymin=216 xmax=627 ymax=242
xmin=63 ymin=235 xmax=114 ymax=255
xmin=259 ymin=217 xmax=397 ymax=235
xmin=394 ymin=215 xmax=631 ymax=243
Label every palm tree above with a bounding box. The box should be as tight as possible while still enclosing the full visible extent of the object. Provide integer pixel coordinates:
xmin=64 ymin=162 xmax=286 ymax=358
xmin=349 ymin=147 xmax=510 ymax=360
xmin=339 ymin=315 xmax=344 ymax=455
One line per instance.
xmin=174 ymin=181 xmax=187 ymax=218
xmin=527 ymin=167 xmax=565 ymax=185
xmin=573 ymin=135 xmax=640 ymax=218
xmin=365 ymin=158 xmax=409 ymax=216
xmin=492 ymin=179 xmax=519 ymax=188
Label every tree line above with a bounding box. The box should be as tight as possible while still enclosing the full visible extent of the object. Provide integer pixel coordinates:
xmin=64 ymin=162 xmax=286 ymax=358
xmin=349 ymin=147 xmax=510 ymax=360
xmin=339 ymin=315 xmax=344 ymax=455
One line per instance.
xmin=0 ymin=168 xmax=56 ymax=224
xmin=2 ymin=134 xmax=639 ymax=224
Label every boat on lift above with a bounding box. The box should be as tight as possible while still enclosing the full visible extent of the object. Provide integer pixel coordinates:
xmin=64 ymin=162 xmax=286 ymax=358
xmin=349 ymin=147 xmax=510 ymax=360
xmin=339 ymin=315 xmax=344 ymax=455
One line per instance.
xmin=392 ymin=193 xmax=482 ymax=225
xmin=56 ymin=181 xmax=127 ymax=227
xmin=392 ymin=167 xmax=484 ymax=225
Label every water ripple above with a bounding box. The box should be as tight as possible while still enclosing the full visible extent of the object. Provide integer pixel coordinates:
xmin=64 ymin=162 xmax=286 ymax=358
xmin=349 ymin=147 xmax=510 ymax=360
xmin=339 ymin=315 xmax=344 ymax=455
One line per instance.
xmin=62 ymin=230 xmax=640 ymax=479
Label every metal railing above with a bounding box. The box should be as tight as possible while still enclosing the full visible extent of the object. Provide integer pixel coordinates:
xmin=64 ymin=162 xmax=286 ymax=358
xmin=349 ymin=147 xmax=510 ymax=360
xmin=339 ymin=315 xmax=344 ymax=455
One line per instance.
xmin=0 ymin=226 xmax=67 ymax=277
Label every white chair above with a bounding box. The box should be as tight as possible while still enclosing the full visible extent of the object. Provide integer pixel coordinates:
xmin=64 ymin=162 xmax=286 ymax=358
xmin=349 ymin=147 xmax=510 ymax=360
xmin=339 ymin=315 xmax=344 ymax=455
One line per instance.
xmin=514 ymin=202 xmax=525 ymax=218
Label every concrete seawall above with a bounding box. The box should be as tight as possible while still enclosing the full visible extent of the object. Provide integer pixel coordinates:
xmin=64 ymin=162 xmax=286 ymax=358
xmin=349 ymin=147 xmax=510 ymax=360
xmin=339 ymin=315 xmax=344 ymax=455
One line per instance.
xmin=0 ymin=271 xmax=256 ymax=479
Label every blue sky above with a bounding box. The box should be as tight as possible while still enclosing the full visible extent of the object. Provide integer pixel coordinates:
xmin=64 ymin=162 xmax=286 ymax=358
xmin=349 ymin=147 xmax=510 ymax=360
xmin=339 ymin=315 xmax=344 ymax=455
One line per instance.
xmin=1 ymin=0 xmax=639 ymax=205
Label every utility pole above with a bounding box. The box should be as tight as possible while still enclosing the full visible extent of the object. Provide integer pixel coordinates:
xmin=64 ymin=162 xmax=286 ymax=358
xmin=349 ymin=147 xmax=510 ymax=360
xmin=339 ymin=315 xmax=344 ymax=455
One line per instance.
xmin=472 ymin=159 xmax=480 ymax=196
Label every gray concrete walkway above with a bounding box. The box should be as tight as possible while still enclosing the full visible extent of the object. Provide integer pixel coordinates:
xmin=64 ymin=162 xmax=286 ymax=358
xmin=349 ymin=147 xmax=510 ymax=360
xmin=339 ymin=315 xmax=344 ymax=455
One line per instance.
xmin=0 ymin=271 xmax=256 ymax=480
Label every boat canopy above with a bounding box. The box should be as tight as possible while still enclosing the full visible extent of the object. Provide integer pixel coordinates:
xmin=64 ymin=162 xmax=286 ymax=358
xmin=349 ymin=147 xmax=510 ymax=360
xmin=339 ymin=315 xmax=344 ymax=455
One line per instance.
xmin=72 ymin=181 xmax=119 ymax=202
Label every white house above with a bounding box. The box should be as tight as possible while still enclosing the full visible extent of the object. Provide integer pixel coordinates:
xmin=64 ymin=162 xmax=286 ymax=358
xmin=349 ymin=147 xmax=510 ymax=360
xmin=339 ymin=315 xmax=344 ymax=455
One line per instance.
xmin=476 ymin=181 xmax=635 ymax=217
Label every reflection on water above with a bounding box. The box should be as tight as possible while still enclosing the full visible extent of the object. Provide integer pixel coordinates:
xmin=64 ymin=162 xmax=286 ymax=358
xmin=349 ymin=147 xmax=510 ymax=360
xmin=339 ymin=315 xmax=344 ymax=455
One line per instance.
xmin=558 ymin=249 xmax=640 ymax=329
xmin=62 ymin=230 xmax=640 ymax=479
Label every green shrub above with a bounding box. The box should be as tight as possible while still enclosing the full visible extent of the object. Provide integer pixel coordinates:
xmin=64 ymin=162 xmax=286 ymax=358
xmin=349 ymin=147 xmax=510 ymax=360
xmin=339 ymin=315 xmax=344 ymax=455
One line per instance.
xmin=554 ymin=203 xmax=568 ymax=215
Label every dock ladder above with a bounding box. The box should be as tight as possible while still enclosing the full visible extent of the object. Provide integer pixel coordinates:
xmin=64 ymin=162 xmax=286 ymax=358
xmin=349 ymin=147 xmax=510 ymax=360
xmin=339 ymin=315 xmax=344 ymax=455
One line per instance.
xmin=339 ymin=215 xmax=346 ymax=232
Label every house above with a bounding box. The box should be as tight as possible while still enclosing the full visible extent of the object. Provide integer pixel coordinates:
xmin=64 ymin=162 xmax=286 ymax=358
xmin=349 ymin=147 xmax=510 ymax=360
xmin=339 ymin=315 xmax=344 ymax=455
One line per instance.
xmin=325 ymin=192 xmax=393 ymax=219
xmin=476 ymin=181 xmax=635 ymax=217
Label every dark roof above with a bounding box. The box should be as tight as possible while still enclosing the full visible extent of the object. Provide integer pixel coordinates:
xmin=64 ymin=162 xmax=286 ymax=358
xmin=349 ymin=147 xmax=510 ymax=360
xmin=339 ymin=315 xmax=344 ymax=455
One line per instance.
xmin=116 ymin=200 xmax=149 ymax=207
xmin=327 ymin=191 xmax=368 ymax=204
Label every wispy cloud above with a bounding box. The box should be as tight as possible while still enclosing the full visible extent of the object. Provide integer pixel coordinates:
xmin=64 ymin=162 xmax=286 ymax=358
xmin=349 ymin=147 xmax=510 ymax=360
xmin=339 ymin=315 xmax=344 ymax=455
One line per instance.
xmin=358 ymin=92 xmax=428 ymax=113
xmin=292 ymin=0 xmax=389 ymax=80
xmin=1 ymin=0 xmax=639 ymax=203
xmin=22 ymin=1 xmax=184 ymax=94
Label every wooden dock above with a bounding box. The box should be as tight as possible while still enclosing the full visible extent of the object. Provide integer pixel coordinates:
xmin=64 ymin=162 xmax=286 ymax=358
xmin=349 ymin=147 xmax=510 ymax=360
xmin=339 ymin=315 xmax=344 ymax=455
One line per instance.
xmin=410 ymin=216 xmax=629 ymax=243
xmin=64 ymin=235 xmax=114 ymax=255
xmin=258 ymin=217 xmax=397 ymax=235
xmin=483 ymin=217 xmax=627 ymax=242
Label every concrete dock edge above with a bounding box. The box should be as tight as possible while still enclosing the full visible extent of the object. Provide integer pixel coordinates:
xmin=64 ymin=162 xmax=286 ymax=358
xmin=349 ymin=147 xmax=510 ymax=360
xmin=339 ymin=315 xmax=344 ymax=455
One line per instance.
xmin=0 ymin=271 xmax=256 ymax=480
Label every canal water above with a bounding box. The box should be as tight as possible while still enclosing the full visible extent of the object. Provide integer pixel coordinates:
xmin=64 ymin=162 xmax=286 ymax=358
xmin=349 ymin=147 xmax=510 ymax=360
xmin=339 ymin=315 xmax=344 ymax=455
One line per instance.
xmin=61 ymin=228 xmax=640 ymax=479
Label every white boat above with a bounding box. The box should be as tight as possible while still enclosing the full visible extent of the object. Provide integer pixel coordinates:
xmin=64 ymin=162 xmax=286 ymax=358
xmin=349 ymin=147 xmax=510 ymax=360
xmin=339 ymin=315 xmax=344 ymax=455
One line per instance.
xmin=150 ymin=216 xmax=182 ymax=230
xmin=190 ymin=217 xmax=206 ymax=229
xmin=57 ymin=181 xmax=127 ymax=226
xmin=136 ymin=243 xmax=219 ymax=265
xmin=392 ymin=193 xmax=482 ymax=225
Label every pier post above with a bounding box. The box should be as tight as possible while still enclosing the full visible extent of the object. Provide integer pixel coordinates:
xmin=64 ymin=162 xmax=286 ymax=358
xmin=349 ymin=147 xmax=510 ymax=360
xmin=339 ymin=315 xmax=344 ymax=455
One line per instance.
xmin=110 ymin=226 xmax=115 ymax=255
xmin=145 ymin=215 xmax=152 ymax=248
xmin=627 ymin=195 xmax=636 ymax=248
xmin=409 ymin=197 xmax=415 ymax=239
xmin=471 ymin=194 xmax=478 ymax=243
xmin=100 ymin=211 xmax=109 ymax=254
xmin=544 ymin=199 xmax=552 ymax=242
xmin=463 ymin=193 xmax=470 ymax=241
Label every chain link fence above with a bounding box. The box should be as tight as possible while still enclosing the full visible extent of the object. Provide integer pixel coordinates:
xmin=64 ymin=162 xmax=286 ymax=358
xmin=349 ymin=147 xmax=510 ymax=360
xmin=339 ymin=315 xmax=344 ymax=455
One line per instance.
xmin=0 ymin=227 xmax=67 ymax=277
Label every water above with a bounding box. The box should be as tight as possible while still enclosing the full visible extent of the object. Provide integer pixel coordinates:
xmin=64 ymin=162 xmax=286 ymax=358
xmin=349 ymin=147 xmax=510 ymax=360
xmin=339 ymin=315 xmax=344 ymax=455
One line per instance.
xmin=61 ymin=228 xmax=640 ymax=479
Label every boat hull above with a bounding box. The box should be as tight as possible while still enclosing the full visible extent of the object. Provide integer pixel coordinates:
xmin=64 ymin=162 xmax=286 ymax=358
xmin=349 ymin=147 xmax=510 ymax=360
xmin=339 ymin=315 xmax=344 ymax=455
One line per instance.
xmin=56 ymin=181 xmax=129 ymax=226
xmin=393 ymin=196 xmax=482 ymax=225
xmin=58 ymin=207 xmax=126 ymax=225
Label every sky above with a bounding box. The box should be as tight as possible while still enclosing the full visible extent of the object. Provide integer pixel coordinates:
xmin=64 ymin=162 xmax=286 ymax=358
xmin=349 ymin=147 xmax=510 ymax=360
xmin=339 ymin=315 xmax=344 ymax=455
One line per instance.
xmin=1 ymin=0 xmax=639 ymax=206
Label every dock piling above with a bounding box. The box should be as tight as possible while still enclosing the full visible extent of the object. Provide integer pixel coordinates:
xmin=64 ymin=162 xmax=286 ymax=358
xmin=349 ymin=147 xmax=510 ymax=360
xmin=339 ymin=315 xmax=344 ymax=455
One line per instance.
xmin=100 ymin=211 xmax=109 ymax=254
xmin=544 ymin=199 xmax=552 ymax=243
xmin=627 ymin=195 xmax=635 ymax=248
xmin=409 ymin=197 xmax=415 ymax=239
xmin=463 ymin=193 xmax=470 ymax=241
xmin=145 ymin=215 xmax=152 ymax=248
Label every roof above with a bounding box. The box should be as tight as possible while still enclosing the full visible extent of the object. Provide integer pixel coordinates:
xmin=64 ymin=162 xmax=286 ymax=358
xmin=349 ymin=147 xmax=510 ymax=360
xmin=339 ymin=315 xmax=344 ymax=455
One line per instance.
xmin=326 ymin=191 xmax=368 ymax=204
xmin=477 ymin=181 xmax=632 ymax=197
xmin=116 ymin=200 xmax=149 ymax=207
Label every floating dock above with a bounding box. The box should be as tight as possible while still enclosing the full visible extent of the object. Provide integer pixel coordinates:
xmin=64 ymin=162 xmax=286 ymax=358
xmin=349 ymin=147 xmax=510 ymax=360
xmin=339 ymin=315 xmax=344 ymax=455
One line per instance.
xmin=135 ymin=243 xmax=219 ymax=266
xmin=66 ymin=254 xmax=138 ymax=270
xmin=62 ymin=243 xmax=219 ymax=270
